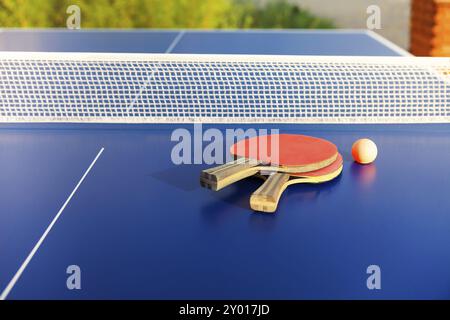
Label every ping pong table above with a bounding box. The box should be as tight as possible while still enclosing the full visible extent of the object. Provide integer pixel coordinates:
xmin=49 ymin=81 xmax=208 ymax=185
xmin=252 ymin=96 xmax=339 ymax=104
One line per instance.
xmin=1 ymin=29 xmax=450 ymax=300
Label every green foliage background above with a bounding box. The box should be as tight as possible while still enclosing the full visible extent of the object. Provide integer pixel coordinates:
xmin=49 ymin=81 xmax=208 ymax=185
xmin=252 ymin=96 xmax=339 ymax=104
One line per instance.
xmin=0 ymin=0 xmax=334 ymax=28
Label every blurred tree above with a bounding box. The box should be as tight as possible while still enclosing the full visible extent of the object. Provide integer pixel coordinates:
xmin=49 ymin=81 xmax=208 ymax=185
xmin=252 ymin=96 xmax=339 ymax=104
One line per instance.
xmin=0 ymin=0 xmax=57 ymax=27
xmin=245 ymin=1 xmax=335 ymax=29
xmin=0 ymin=0 xmax=334 ymax=29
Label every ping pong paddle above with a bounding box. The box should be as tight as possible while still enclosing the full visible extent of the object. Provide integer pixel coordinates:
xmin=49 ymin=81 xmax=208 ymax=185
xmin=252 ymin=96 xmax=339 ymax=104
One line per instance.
xmin=200 ymin=134 xmax=338 ymax=191
xmin=250 ymin=153 xmax=343 ymax=213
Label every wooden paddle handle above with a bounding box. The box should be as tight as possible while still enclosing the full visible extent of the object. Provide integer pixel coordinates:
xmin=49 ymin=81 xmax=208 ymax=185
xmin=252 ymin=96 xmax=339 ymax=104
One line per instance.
xmin=250 ymin=173 xmax=290 ymax=213
xmin=200 ymin=159 xmax=262 ymax=191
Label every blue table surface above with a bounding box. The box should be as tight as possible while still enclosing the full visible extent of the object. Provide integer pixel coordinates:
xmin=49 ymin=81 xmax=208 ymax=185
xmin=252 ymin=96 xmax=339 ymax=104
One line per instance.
xmin=1 ymin=30 xmax=449 ymax=300
xmin=0 ymin=28 xmax=408 ymax=56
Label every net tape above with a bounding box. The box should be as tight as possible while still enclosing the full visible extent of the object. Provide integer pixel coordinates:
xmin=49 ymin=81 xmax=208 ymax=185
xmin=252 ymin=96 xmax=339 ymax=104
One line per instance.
xmin=0 ymin=52 xmax=449 ymax=123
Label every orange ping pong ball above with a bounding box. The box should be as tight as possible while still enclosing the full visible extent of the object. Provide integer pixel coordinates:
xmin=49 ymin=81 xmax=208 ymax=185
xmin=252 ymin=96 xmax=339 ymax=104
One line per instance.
xmin=352 ymin=138 xmax=378 ymax=164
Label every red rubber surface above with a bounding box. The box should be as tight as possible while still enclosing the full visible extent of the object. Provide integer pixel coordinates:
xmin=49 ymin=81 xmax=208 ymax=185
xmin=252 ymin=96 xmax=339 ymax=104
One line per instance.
xmin=231 ymin=134 xmax=337 ymax=167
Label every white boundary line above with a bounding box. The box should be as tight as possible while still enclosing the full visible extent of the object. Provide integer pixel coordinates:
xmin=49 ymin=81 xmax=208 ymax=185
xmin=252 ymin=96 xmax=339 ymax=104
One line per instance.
xmin=365 ymin=30 xmax=412 ymax=57
xmin=126 ymin=30 xmax=185 ymax=110
xmin=165 ymin=30 xmax=185 ymax=53
xmin=126 ymin=66 xmax=159 ymax=110
xmin=0 ymin=51 xmax=448 ymax=64
xmin=0 ymin=147 xmax=105 ymax=300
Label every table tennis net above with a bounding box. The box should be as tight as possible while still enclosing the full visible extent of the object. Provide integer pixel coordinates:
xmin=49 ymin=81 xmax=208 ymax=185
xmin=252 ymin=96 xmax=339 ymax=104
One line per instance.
xmin=0 ymin=52 xmax=449 ymax=123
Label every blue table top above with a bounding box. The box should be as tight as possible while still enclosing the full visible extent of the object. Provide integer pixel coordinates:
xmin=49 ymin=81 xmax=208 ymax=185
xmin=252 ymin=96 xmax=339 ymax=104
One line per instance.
xmin=1 ymin=30 xmax=448 ymax=300
xmin=0 ymin=29 xmax=408 ymax=56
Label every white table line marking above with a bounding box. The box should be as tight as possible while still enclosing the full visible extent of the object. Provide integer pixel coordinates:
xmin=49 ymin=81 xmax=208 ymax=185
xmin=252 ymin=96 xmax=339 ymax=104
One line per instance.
xmin=165 ymin=30 xmax=185 ymax=53
xmin=0 ymin=147 xmax=105 ymax=300
xmin=126 ymin=30 xmax=185 ymax=111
